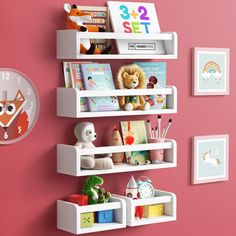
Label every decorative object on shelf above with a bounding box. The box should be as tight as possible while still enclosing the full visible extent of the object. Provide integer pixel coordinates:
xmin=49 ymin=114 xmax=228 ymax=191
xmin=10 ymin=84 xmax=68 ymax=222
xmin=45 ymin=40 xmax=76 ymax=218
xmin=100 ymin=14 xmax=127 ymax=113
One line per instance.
xmin=67 ymin=194 xmax=88 ymax=206
xmin=192 ymin=135 xmax=229 ymax=184
xmin=137 ymin=176 xmax=155 ymax=199
xmin=148 ymin=138 xmax=165 ymax=163
xmin=125 ymin=175 xmax=138 ymax=199
xmin=125 ymin=176 xmax=142 ymax=219
xmin=77 ymin=5 xmax=111 ymax=52
xmin=146 ymin=117 xmax=173 ymax=163
xmin=80 ymin=212 xmax=94 ymax=228
xmin=116 ymin=64 xmax=150 ymax=111
xmin=120 ymin=120 xmax=150 ymax=165
xmin=108 ymin=125 xmax=124 ymax=165
xmin=64 ymin=4 xmax=112 ymax=54
xmin=74 ymin=122 xmax=114 ymax=169
xmin=81 ymin=63 xmax=120 ymax=112
xmin=0 ymin=68 xmax=39 ymax=145
xmin=96 ymin=210 xmax=114 ymax=223
xmin=142 ymin=204 xmax=164 ymax=218
xmin=107 ymin=1 xmax=165 ymax=55
xmin=82 ymin=175 xmax=111 ymax=204
xmin=135 ymin=62 xmax=167 ymax=110
xmin=193 ymin=47 xmax=230 ymax=96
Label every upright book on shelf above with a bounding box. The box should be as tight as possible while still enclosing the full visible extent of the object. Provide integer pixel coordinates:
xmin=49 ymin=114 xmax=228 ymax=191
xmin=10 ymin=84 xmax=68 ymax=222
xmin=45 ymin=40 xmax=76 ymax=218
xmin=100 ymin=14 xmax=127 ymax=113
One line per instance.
xmin=78 ymin=5 xmax=111 ymax=52
xmin=120 ymin=120 xmax=150 ymax=165
xmin=70 ymin=62 xmax=91 ymax=112
xmin=81 ymin=63 xmax=120 ymax=112
xmin=107 ymin=1 xmax=166 ymax=54
xmin=135 ymin=62 xmax=167 ymax=110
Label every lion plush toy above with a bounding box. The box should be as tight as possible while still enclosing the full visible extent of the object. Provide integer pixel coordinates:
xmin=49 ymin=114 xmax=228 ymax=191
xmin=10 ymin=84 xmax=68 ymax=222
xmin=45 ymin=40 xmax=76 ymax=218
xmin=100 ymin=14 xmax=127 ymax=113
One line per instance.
xmin=74 ymin=122 xmax=114 ymax=170
xmin=116 ymin=64 xmax=150 ymax=111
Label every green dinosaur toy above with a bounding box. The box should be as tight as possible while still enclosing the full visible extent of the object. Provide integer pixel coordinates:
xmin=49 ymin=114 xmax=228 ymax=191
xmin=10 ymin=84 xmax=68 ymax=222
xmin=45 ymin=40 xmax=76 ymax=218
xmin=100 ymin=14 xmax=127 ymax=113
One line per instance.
xmin=82 ymin=176 xmax=111 ymax=205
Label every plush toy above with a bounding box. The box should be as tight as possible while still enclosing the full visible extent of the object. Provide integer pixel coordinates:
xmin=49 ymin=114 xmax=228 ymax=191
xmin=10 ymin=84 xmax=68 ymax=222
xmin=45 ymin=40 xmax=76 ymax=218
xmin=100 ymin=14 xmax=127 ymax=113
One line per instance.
xmin=64 ymin=3 xmax=112 ymax=54
xmin=82 ymin=176 xmax=111 ymax=205
xmin=116 ymin=64 xmax=150 ymax=111
xmin=74 ymin=122 xmax=114 ymax=170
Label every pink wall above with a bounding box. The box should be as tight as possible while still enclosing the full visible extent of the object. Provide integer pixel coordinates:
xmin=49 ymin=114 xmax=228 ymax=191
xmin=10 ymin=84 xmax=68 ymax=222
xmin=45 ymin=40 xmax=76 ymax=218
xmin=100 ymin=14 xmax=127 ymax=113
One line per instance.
xmin=0 ymin=0 xmax=236 ymax=235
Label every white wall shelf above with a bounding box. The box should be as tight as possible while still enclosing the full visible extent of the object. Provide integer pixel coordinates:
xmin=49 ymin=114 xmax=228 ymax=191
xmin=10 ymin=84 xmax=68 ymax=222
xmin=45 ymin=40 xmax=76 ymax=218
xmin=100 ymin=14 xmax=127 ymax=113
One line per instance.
xmin=57 ymin=140 xmax=177 ymax=177
xmin=114 ymin=190 xmax=176 ymax=227
xmin=57 ymin=86 xmax=177 ymax=118
xmin=57 ymin=196 xmax=126 ymax=234
xmin=57 ymin=30 xmax=178 ymax=59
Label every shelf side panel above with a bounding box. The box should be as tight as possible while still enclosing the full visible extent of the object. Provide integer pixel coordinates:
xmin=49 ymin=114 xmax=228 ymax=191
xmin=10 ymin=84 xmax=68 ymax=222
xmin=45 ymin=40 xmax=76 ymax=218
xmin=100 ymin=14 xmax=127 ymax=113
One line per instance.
xmin=57 ymin=144 xmax=79 ymax=176
xmin=165 ymin=140 xmax=177 ymax=167
xmin=57 ymin=88 xmax=79 ymax=117
xmin=57 ymin=30 xmax=78 ymax=59
xmin=164 ymin=32 xmax=178 ymax=58
xmin=57 ymin=200 xmax=79 ymax=234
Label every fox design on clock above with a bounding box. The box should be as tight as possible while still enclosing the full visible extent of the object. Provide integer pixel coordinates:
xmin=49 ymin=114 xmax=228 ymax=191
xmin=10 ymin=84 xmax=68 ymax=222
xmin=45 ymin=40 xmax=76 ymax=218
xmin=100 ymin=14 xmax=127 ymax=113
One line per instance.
xmin=0 ymin=90 xmax=29 ymax=141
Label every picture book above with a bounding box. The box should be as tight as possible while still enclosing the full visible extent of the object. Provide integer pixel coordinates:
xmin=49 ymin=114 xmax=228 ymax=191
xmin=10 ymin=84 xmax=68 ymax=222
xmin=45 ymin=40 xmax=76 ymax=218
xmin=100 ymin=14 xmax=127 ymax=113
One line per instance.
xmin=77 ymin=5 xmax=111 ymax=52
xmin=62 ymin=62 xmax=72 ymax=88
xmin=134 ymin=62 xmax=167 ymax=110
xmin=81 ymin=63 xmax=120 ymax=112
xmin=120 ymin=120 xmax=150 ymax=165
xmin=70 ymin=62 xmax=91 ymax=112
xmin=107 ymin=1 xmax=165 ymax=54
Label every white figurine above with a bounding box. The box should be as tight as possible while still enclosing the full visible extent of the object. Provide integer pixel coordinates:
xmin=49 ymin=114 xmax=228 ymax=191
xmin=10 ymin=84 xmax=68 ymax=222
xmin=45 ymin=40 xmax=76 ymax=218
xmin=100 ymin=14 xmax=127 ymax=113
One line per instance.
xmin=125 ymin=176 xmax=139 ymax=199
xmin=74 ymin=122 xmax=114 ymax=170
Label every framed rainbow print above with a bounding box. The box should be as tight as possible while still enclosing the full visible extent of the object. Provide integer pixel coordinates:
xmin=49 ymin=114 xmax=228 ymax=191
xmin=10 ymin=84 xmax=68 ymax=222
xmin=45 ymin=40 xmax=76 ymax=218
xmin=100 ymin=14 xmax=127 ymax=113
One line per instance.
xmin=193 ymin=48 xmax=230 ymax=96
xmin=107 ymin=1 xmax=165 ymax=55
xmin=192 ymin=135 xmax=229 ymax=184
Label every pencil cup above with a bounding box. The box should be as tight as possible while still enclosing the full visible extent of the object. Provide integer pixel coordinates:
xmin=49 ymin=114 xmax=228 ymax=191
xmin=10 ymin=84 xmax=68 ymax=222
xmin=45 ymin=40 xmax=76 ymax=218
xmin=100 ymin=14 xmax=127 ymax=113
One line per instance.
xmin=148 ymin=138 xmax=165 ymax=163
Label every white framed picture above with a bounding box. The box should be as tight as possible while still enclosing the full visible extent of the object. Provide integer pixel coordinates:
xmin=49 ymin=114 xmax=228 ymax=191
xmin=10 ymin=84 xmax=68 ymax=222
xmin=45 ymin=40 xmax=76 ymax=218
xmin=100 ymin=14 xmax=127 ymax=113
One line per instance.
xmin=192 ymin=135 xmax=229 ymax=184
xmin=193 ymin=47 xmax=230 ymax=95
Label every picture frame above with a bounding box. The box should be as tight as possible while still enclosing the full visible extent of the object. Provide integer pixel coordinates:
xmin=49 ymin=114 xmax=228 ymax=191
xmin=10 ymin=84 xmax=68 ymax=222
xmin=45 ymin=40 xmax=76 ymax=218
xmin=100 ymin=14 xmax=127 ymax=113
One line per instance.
xmin=192 ymin=135 xmax=229 ymax=184
xmin=193 ymin=47 xmax=230 ymax=96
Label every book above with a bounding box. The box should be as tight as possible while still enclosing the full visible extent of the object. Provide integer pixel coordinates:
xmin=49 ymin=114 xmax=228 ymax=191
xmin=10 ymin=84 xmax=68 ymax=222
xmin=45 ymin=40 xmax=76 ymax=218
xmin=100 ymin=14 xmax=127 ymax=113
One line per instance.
xmin=120 ymin=120 xmax=150 ymax=165
xmin=107 ymin=1 xmax=165 ymax=54
xmin=62 ymin=62 xmax=72 ymax=88
xmin=81 ymin=63 xmax=120 ymax=112
xmin=78 ymin=5 xmax=111 ymax=52
xmin=69 ymin=62 xmax=91 ymax=112
xmin=134 ymin=62 xmax=167 ymax=110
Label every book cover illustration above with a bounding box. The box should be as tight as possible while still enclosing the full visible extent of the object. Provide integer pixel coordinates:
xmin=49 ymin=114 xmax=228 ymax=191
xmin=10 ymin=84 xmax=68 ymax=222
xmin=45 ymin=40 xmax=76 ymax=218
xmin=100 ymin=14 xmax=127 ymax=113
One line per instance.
xmin=69 ymin=62 xmax=90 ymax=112
xmin=107 ymin=1 xmax=165 ymax=54
xmin=81 ymin=63 xmax=120 ymax=112
xmin=135 ymin=62 xmax=167 ymax=110
xmin=120 ymin=120 xmax=150 ymax=165
xmin=78 ymin=5 xmax=111 ymax=51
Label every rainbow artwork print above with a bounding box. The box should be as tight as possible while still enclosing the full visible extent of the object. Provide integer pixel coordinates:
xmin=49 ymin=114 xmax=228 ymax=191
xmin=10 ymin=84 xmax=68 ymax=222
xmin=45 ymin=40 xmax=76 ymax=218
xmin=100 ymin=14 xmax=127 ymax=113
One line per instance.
xmin=193 ymin=48 xmax=229 ymax=96
xmin=201 ymin=61 xmax=223 ymax=84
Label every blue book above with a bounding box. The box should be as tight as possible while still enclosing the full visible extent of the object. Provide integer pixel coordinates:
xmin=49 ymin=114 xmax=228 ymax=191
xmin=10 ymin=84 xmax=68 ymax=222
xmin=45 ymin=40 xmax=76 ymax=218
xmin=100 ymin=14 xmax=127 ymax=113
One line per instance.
xmin=81 ymin=64 xmax=120 ymax=112
xmin=134 ymin=62 xmax=167 ymax=110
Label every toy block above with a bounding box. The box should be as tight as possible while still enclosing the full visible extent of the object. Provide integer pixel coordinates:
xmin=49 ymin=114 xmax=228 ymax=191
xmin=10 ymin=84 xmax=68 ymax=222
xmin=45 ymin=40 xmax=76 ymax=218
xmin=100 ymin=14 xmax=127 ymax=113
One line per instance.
xmin=142 ymin=204 xmax=164 ymax=218
xmin=96 ymin=210 xmax=113 ymax=223
xmin=67 ymin=194 xmax=88 ymax=206
xmin=80 ymin=212 xmax=94 ymax=228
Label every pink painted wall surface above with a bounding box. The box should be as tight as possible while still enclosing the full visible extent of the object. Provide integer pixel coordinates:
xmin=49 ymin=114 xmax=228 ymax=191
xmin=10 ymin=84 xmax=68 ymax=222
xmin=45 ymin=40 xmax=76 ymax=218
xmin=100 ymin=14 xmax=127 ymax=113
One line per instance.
xmin=0 ymin=0 xmax=235 ymax=235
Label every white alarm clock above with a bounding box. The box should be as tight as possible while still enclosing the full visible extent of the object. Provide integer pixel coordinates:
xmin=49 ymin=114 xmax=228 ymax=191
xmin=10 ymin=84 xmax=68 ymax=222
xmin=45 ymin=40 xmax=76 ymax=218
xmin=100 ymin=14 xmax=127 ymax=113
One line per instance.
xmin=137 ymin=176 xmax=155 ymax=199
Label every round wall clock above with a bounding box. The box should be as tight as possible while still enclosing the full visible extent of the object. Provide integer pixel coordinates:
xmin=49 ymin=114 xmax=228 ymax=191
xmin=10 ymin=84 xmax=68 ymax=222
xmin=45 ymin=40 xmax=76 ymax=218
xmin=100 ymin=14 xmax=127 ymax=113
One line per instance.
xmin=0 ymin=68 xmax=40 ymax=144
xmin=137 ymin=176 xmax=155 ymax=199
